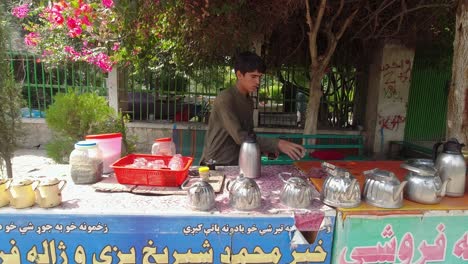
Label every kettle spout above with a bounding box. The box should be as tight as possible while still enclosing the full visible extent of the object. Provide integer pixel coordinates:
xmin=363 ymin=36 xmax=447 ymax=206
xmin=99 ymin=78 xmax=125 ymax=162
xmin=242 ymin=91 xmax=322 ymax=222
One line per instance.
xmin=345 ymin=179 xmax=358 ymax=200
xmin=393 ymin=181 xmax=407 ymax=201
xmin=438 ymin=178 xmax=451 ymax=197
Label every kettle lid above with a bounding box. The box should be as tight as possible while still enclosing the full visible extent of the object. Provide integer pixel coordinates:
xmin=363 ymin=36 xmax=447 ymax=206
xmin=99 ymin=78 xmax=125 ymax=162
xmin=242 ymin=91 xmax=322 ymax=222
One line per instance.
xmin=443 ymin=138 xmax=464 ymax=153
xmin=244 ymin=132 xmax=257 ymax=143
xmin=401 ymin=159 xmax=437 ymax=176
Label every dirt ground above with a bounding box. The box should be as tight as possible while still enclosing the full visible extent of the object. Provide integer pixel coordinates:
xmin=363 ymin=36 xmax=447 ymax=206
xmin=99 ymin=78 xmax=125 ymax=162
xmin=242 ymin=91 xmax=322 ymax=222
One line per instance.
xmin=1 ymin=148 xmax=69 ymax=179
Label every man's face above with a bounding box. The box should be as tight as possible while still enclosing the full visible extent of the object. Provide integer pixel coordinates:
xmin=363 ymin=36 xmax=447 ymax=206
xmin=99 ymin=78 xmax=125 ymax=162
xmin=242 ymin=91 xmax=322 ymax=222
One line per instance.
xmin=236 ymin=70 xmax=263 ymax=94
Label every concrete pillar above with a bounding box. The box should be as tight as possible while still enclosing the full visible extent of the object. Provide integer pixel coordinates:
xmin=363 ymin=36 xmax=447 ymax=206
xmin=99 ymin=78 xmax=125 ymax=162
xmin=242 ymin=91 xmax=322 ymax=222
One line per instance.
xmin=106 ymin=67 xmax=119 ymax=112
xmin=365 ymin=42 xmax=415 ymax=158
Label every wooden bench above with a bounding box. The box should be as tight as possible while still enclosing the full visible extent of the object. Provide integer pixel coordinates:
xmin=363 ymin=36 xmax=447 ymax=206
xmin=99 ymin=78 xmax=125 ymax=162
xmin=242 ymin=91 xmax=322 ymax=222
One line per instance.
xmin=257 ymin=133 xmax=365 ymax=165
xmin=388 ymin=140 xmax=434 ymax=160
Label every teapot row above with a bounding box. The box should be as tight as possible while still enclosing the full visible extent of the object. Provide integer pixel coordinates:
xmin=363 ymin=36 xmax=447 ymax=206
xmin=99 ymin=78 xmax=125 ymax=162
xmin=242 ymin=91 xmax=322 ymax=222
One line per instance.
xmin=0 ymin=177 xmax=66 ymax=209
xmin=320 ymin=159 xmax=466 ymax=209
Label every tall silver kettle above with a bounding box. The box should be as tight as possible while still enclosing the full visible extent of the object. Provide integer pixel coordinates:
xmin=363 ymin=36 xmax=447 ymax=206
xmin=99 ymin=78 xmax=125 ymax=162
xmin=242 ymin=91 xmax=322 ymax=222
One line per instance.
xmin=239 ymin=133 xmax=261 ymax=179
xmin=433 ymin=138 xmax=466 ymax=197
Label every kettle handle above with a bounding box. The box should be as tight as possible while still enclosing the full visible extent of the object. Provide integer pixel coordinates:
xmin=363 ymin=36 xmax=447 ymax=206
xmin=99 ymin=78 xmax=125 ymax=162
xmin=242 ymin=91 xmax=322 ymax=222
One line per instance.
xmin=277 ymin=172 xmax=291 ymax=183
xmin=363 ymin=169 xmax=377 ymax=176
xmin=31 ymin=180 xmax=39 ymax=191
xmin=3 ymin=179 xmax=11 ymax=190
xmin=180 ymin=178 xmax=192 ymax=190
xmin=432 ymin=142 xmax=443 ymax=162
xmin=225 ymin=180 xmax=232 ymax=192
xmin=58 ymin=180 xmax=67 ymax=191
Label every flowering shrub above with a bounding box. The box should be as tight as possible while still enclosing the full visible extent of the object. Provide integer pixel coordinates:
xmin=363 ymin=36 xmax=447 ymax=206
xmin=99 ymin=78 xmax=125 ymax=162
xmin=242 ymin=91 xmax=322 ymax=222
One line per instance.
xmin=12 ymin=0 xmax=120 ymax=72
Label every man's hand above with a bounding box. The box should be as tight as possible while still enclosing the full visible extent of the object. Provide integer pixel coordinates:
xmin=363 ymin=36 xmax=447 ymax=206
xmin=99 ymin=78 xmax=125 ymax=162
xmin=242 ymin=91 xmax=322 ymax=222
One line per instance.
xmin=278 ymin=139 xmax=306 ymax=160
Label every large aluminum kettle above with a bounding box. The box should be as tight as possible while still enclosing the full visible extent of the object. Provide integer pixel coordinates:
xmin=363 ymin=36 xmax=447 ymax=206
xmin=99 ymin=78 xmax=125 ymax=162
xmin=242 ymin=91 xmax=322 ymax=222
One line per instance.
xmin=320 ymin=162 xmax=361 ymax=208
xmin=278 ymin=172 xmax=315 ymax=209
xmin=226 ymin=174 xmax=262 ymax=211
xmin=401 ymin=159 xmax=449 ymax=204
xmin=239 ymin=133 xmax=261 ymax=179
xmin=433 ymin=138 xmax=466 ymax=197
xmin=363 ymin=169 xmax=407 ymax=209
xmin=181 ymin=178 xmax=216 ymax=211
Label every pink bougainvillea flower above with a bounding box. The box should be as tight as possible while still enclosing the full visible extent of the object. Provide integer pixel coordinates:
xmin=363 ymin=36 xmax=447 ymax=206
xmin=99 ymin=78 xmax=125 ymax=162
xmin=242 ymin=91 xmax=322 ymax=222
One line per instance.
xmin=66 ymin=18 xmax=82 ymax=37
xmin=90 ymin=52 xmax=113 ymax=72
xmin=12 ymin=4 xmax=29 ymax=19
xmin=64 ymin=46 xmax=81 ymax=61
xmin=102 ymin=0 xmax=114 ymax=8
xmin=42 ymin=50 xmax=53 ymax=57
xmin=42 ymin=4 xmax=65 ymax=26
xmin=112 ymin=42 xmax=120 ymax=51
xmin=24 ymin=32 xmax=40 ymax=46
xmin=79 ymin=3 xmax=93 ymax=14
xmin=80 ymin=15 xmax=92 ymax=26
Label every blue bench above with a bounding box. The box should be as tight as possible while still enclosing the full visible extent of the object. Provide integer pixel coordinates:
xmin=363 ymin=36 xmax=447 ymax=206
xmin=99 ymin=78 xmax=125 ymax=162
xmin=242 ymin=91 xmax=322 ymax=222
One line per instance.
xmin=257 ymin=133 xmax=365 ymax=165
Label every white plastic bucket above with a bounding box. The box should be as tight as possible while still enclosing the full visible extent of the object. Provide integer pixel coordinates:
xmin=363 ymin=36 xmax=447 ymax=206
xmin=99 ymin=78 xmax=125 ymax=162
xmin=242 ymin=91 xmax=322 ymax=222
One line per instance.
xmin=85 ymin=133 xmax=122 ymax=174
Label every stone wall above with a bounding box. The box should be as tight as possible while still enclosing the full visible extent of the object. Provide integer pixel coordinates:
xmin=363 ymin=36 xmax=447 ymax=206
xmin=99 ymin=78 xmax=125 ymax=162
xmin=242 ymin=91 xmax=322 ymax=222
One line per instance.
xmin=19 ymin=119 xmax=359 ymax=154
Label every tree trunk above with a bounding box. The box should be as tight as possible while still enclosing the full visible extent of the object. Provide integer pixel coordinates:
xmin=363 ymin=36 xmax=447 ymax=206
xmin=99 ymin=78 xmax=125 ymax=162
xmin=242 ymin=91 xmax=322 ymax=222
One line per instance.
xmin=447 ymin=0 xmax=468 ymax=143
xmin=4 ymin=156 xmax=13 ymax=179
xmin=304 ymin=75 xmax=323 ymax=135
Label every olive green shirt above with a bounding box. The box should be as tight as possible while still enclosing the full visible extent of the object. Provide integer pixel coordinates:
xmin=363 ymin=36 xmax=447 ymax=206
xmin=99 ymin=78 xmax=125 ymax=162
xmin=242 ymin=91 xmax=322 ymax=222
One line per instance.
xmin=201 ymin=86 xmax=279 ymax=165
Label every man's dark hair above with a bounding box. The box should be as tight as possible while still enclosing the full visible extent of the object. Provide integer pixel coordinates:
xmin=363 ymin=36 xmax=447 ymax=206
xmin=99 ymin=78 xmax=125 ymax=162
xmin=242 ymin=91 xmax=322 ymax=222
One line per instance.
xmin=234 ymin=51 xmax=266 ymax=75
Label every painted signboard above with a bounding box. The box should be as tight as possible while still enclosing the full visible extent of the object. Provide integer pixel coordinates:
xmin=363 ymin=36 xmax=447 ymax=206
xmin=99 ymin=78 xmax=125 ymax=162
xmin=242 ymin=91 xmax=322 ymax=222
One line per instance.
xmin=0 ymin=214 xmax=335 ymax=263
xmin=333 ymin=213 xmax=468 ymax=264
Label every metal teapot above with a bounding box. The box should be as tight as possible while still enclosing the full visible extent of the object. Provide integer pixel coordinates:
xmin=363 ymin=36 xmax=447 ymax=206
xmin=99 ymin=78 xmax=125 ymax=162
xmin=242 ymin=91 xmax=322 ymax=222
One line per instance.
xmin=0 ymin=179 xmax=11 ymax=207
xmin=433 ymin=138 xmax=466 ymax=197
xmin=320 ymin=162 xmax=361 ymax=208
xmin=6 ymin=178 xmax=38 ymax=209
xmin=226 ymin=174 xmax=261 ymax=211
xmin=238 ymin=133 xmax=261 ymax=179
xmin=34 ymin=177 xmax=67 ymax=208
xmin=363 ymin=169 xmax=407 ymax=208
xmin=278 ymin=172 xmax=315 ymax=209
xmin=401 ymin=159 xmax=449 ymax=204
xmin=181 ymin=177 xmax=216 ymax=211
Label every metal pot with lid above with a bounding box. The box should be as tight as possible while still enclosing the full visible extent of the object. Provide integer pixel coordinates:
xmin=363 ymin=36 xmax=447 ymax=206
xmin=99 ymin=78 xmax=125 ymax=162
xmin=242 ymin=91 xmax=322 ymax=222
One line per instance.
xmin=363 ymin=169 xmax=407 ymax=208
xmin=181 ymin=169 xmax=216 ymax=211
xmin=226 ymin=174 xmax=261 ymax=211
xmin=278 ymin=172 xmax=315 ymax=208
xmin=320 ymin=162 xmax=361 ymax=208
xmin=401 ymin=159 xmax=449 ymax=204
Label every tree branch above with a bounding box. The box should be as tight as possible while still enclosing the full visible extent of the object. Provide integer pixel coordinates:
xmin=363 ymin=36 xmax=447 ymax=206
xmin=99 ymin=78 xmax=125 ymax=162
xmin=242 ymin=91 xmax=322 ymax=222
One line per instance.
xmin=352 ymin=0 xmax=398 ymax=39
xmin=374 ymin=3 xmax=453 ymax=38
xmin=329 ymin=0 xmax=345 ymax=30
xmin=305 ymin=0 xmax=318 ymax=66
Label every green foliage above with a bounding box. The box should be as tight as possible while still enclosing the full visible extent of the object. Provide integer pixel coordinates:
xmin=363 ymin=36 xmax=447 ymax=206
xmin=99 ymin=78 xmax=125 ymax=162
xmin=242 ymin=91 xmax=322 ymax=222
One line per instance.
xmin=45 ymin=89 xmax=136 ymax=163
xmin=0 ymin=7 xmax=24 ymax=178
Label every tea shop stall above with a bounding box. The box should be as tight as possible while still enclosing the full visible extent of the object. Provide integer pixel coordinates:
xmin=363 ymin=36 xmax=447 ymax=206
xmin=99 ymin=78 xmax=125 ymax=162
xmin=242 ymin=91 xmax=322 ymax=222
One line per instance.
xmin=298 ymin=158 xmax=468 ymax=264
xmin=0 ymin=162 xmax=336 ymax=264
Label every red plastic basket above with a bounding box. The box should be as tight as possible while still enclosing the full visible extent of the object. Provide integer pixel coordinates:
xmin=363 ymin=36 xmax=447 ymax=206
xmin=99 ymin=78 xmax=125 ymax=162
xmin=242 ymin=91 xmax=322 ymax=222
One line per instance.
xmin=111 ymin=154 xmax=193 ymax=186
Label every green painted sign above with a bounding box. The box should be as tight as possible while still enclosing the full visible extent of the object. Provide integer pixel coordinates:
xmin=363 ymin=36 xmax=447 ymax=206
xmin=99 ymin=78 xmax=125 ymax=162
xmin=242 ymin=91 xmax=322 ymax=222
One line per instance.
xmin=333 ymin=213 xmax=468 ymax=263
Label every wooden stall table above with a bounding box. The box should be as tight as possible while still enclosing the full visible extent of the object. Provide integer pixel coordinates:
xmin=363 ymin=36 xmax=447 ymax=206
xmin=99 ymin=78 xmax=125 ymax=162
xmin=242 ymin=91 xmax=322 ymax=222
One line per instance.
xmin=0 ymin=165 xmax=335 ymax=264
xmin=296 ymin=160 xmax=468 ymax=264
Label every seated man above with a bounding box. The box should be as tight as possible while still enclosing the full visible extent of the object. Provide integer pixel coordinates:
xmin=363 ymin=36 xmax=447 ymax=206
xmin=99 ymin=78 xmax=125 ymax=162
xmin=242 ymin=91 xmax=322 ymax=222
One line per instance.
xmin=200 ymin=51 xmax=305 ymax=165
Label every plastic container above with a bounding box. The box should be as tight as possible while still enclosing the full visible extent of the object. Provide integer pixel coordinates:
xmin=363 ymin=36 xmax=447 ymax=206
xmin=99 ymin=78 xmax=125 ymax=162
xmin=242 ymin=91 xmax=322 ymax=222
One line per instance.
xmin=151 ymin=137 xmax=176 ymax=156
xmin=198 ymin=166 xmax=210 ymax=181
xmin=69 ymin=141 xmax=103 ymax=184
xmin=85 ymin=133 xmax=122 ymax=174
xmin=111 ymin=154 xmax=193 ymax=186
